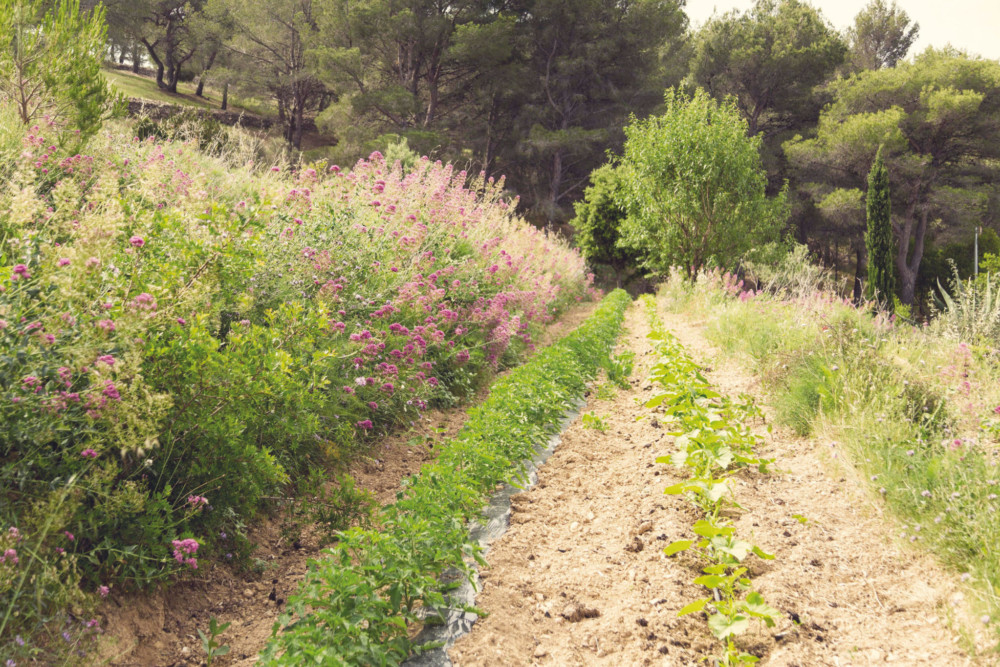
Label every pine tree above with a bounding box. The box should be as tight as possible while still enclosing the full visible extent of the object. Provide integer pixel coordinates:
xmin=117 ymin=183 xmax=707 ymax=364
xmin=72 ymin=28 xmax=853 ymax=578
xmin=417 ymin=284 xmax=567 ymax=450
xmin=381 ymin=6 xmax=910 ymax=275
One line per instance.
xmin=865 ymin=146 xmax=895 ymax=312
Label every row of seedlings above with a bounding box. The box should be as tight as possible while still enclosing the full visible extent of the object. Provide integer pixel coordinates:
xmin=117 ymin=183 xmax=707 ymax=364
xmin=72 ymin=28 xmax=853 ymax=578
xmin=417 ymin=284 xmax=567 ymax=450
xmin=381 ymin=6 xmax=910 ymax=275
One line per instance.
xmin=259 ymin=290 xmax=633 ymax=665
xmin=641 ymin=296 xmax=782 ymax=666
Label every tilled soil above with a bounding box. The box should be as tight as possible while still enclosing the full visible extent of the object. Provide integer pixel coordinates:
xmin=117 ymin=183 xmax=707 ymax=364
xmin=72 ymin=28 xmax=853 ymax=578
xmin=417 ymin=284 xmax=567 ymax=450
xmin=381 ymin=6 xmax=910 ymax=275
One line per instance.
xmin=449 ymin=301 xmax=984 ymax=666
xmin=96 ymin=303 xmax=596 ymax=667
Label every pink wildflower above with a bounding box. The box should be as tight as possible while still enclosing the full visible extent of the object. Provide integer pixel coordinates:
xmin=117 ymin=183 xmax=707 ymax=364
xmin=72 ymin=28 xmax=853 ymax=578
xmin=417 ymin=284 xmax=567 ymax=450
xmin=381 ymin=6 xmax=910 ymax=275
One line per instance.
xmin=81 ymin=448 xmax=98 ymax=459
xmin=129 ymin=236 xmax=145 ymax=248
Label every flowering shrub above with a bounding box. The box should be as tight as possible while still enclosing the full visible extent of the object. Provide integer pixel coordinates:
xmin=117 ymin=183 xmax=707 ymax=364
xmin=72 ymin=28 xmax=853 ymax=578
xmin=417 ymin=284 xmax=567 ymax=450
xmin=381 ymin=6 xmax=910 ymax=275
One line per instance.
xmin=0 ymin=117 xmax=591 ymax=652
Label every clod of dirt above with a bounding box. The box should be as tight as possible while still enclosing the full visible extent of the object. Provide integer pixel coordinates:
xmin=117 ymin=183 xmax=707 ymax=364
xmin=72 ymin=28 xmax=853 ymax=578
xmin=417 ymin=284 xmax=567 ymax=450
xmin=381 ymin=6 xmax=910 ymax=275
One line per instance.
xmin=533 ymin=645 xmax=548 ymax=658
xmin=561 ymin=603 xmax=600 ymax=622
xmin=634 ymin=521 xmax=653 ymax=536
xmin=637 ymin=618 xmax=649 ymax=627
xmin=625 ymin=536 xmax=644 ymax=553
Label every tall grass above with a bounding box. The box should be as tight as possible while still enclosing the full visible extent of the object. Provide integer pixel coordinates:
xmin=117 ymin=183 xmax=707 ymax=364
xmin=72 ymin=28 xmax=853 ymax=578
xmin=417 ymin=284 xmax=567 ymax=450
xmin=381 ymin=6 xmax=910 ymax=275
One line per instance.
xmin=662 ymin=270 xmax=1000 ymax=651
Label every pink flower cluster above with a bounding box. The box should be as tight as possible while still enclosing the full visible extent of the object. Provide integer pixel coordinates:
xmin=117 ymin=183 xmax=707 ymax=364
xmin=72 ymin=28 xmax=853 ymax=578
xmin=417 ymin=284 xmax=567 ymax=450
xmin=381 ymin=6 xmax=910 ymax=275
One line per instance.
xmin=171 ymin=538 xmax=199 ymax=569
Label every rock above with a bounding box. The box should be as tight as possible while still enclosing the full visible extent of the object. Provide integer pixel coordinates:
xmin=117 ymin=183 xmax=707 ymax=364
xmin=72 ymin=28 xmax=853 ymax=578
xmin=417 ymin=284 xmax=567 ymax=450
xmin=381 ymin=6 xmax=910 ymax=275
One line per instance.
xmin=533 ymin=645 xmax=548 ymax=658
xmin=586 ymin=511 xmax=596 ymax=522
xmin=243 ymin=588 xmax=254 ymax=599
xmin=570 ymin=521 xmax=580 ymax=531
xmin=634 ymin=521 xmax=653 ymax=536
xmin=561 ymin=603 xmax=601 ymax=622
xmin=179 ymin=646 xmax=191 ymax=657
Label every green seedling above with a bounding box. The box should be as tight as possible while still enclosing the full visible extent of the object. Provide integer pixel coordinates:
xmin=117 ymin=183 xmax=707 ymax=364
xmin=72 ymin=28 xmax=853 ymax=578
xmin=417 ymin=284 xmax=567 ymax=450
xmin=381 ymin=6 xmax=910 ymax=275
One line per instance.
xmin=582 ymin=412 xmax=609 ymax=432
xmin=198 ymin=617 xmax=231 ymax=667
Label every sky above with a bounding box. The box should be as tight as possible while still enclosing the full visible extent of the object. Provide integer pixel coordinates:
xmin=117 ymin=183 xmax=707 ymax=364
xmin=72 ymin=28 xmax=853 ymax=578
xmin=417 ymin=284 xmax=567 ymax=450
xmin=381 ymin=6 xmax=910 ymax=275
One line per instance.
xmin=685 ymin=0 xmax=1000 ymax=61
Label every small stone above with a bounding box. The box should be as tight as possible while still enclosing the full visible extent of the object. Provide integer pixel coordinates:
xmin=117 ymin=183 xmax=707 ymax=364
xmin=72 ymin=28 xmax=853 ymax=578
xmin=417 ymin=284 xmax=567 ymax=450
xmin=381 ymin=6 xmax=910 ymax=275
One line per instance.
xmin=243 ymin=588 xmax=254 ymax=599
xmin=179 ymin=646 xmax=191 ymax=657
xmin=534 ymin=645 xmax=548 ymax=658
xmin=586 ymin=511 xmax=595 ymax=522
xmin=570 ymin=521 xmax=580 ymax=531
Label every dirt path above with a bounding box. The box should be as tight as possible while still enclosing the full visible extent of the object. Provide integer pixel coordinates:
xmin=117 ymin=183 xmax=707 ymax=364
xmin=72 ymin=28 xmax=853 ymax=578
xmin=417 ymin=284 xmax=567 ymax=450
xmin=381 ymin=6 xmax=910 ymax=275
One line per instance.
xmin=95 ymin=302 xmax=596 ymax=667
xmin=449 ymin=300 xmax=980 ymax=666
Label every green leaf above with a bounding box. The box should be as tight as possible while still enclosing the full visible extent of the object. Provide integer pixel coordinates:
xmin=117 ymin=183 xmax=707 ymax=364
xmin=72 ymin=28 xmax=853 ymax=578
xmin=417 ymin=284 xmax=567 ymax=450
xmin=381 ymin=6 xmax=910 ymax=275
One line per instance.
xmin=707 ymin=613 xmax=750 ymax=639
xmin=751 ymin=545 xmax=775 ymax=560
xmin=677 ymin=597 xmax=710 ymax=617
xmin=664 ymin=540 xmax=694 ymax=556
xmin=693 ymin=574 xmax=725 ymax=589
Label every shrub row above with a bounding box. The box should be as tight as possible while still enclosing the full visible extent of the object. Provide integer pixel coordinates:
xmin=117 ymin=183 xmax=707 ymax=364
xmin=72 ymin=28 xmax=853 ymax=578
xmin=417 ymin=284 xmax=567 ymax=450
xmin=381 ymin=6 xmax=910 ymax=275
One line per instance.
xmin=0 ymin=116 xmax=591 ymax=659
xmin=641 ymin=296 xmax=780 ymax=666
xmin=260 ymin=289 xmax=632 ymax=665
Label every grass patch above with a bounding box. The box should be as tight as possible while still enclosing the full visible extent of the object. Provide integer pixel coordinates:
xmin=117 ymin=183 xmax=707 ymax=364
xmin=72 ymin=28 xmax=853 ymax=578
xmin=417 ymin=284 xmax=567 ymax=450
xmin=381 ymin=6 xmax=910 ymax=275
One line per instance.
xmin=103 ymin=69 xmax=272 ymax=117
xmin=662 ymin=272 xmax=1000 ymax=648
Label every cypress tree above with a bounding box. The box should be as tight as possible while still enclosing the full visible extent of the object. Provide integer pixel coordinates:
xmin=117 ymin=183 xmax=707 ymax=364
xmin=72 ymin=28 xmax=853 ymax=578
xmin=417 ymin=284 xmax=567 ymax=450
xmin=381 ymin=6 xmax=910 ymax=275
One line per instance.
xmin=865 ymin=146 xmax=895 ymax=312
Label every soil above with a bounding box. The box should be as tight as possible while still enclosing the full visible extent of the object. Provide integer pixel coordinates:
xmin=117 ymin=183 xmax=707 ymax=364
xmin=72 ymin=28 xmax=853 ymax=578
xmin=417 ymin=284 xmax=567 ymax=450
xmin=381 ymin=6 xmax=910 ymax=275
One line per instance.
xmin=449 ymin=299 xmax=991 ymax=666
xmin=93 ymin=301 xmax=596 ymax=667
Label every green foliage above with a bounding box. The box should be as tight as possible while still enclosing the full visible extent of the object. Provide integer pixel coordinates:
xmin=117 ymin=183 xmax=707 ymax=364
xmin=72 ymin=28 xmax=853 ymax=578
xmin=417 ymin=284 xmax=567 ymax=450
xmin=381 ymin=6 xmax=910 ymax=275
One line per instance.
xmin=688 ymin=0 xmax=847 ymax=136
xmin=865 ymin=147 xmax=895 ymax=311
xmin=669 ymin=275 xmax=1000 ymax=634
xmin=0 ymin=0 xmax=122 ymax=144
xmin=642 ymin=295 xmax=777 ymax=666
xmin=935 ymin=268 xmax=1000 ymax=345
xmin=261 ymin=290 xmax=631 ymax=665
xmin=848 ymin=0 xmax=919 ymax=71
xmin=571 ymin=165 xmax=641 ymax=273
xmin=0 ymin=114 xmax=591 ymax=654
xmin=198 ymin=616 xmax=232 ymax=666
xmin=785 ymin=49 xmax=1000 ymax=304
xmin=581 ymin=412 xmax=608 ymax=432
xmin=617 ymin=89 xmax=787 ymax=278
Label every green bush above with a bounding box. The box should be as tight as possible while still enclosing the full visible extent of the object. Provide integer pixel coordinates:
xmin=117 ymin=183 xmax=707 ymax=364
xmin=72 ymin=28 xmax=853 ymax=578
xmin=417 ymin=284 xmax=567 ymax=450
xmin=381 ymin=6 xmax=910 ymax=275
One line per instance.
xmin=616 ymin=88 xmax=787 ymax=278
xmin=571 ymin=164 xmax=642 ymax=277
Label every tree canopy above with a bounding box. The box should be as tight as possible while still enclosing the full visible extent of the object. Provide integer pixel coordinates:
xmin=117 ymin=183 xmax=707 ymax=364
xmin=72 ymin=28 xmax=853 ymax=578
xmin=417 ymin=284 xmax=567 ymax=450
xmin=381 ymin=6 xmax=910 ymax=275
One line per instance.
xmin=785 ymin=49 xmax=1000 ymax=304
xmin=616 ymin=88 xmax=787 ymax=278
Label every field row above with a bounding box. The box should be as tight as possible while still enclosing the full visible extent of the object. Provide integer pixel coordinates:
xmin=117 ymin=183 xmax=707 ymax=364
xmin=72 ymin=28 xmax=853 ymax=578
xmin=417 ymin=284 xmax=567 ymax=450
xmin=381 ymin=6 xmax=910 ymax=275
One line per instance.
xmin=260 ymin=290 xmax=631 ymax=664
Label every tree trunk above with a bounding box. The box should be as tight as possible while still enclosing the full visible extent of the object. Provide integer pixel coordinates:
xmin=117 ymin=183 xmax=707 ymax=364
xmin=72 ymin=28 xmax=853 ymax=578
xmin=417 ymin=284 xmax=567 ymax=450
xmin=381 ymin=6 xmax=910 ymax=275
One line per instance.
xmin=896 ymin=202 xmax=929 ymax=306
xmin=196 ymin=50 xmax=217 ymax=98
xmin=131 ymin=43 xmax=141 ymax=73
xmin=549 ymin=149 xmax=563 ymax=211
xmin=293 ymin=94 xmax=305 ymax=149
xmin=853 ymin=245 xmax=864 ymax=305
xmin=221 ymin=82 xmax=228 ymax=111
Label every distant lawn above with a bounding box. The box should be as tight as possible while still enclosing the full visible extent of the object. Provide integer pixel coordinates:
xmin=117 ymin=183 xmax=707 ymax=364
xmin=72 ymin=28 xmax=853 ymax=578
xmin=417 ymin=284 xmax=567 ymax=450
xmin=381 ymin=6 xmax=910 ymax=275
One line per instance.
xmin=103 ymin=69 xmax=273 ymax=117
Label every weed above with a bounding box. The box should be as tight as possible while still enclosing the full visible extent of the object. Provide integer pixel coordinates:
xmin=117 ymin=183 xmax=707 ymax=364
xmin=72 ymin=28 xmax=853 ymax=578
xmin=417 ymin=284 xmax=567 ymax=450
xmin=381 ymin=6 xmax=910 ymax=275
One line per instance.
xmin=582 ymin=412 xmax=609 ymax=431
xmin=198 ymin=616 xmax=231 ymax=667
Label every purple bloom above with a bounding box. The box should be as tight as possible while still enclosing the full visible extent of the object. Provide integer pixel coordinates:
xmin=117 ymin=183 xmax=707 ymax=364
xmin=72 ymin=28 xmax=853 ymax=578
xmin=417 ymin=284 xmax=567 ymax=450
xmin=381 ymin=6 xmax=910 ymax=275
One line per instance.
xmin=81 ymin=448 xmax=98 ymax=459
xmin=129 ymin=236 xmax=145 ymax=247
xmin=98 ymin=585 xmax=109 ymax=598
xmin=356 ymin=419 xmax=373 ymax=430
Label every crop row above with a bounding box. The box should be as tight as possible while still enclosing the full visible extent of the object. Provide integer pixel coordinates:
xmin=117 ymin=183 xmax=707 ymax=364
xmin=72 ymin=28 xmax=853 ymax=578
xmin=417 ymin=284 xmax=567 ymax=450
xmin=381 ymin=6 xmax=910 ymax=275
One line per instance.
xmin=259 ymin=289 xmax=632 ymax=665
xmin=641 ymin=295 xmax=781 ymax=666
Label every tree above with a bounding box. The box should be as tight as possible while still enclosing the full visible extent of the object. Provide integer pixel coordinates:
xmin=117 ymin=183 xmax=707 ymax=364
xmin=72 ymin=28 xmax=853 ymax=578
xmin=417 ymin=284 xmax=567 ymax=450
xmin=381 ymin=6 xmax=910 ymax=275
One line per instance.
xmin=688 ymin=0 xmax=846 ymax=137
xmin=570 ymin=164 xmax=642 ymax=283
xmin=616 ymin=89 xmax=787 ymax=278
xmin=865 ymin=147 xmax=895 ymax=310
xmin=847 ymin=0 xmax=918 ymax=71
xmin=785 ymin=49 xmax=1000 ymax=304
xmin=117 ymin=0 xmax=204 ymax=92
xmin=211 ymin=0 xmax=325 ymax=148
xmin=0 ymin=0 xmax=120 ymax=142
xmin=512 ymin=0 xmax=688 ymax=217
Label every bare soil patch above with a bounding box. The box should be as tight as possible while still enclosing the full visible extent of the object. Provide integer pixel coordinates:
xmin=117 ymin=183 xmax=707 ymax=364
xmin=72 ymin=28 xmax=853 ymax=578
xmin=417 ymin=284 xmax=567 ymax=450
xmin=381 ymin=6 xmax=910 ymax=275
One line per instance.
xmin=95 ymin=302 xmax=595 ymax=667
xmin=449 ymin=301 xmax=982 ymax=666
